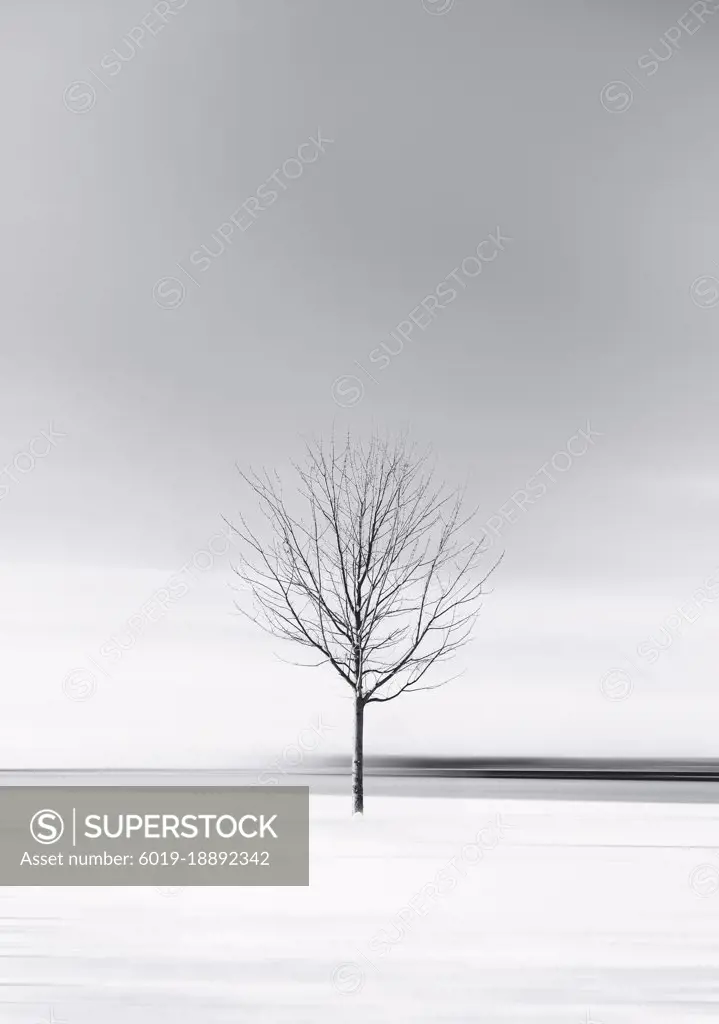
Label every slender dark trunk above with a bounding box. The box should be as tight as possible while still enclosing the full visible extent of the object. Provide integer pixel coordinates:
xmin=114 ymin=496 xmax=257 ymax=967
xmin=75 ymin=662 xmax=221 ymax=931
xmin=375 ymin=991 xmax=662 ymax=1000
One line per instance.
xmin=352 ymin=696 xmax=364 ymax=814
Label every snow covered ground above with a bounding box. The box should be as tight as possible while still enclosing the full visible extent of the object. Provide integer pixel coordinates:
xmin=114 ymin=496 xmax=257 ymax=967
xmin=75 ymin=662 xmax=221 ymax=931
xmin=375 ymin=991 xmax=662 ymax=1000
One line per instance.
xmin=3 ymin=783 xmax=719 ymax=1023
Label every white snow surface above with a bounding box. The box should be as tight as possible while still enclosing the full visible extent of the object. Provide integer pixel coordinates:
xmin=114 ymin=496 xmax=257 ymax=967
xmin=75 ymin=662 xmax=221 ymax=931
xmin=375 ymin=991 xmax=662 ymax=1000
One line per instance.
xmin=3 ymin=788 xmax=719 ymax=1023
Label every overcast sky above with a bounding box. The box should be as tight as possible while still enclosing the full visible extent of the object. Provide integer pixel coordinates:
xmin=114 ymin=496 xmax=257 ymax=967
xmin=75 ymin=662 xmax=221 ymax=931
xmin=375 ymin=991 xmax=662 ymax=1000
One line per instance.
xmin=3 ymin=0 xmax=719 ymax=767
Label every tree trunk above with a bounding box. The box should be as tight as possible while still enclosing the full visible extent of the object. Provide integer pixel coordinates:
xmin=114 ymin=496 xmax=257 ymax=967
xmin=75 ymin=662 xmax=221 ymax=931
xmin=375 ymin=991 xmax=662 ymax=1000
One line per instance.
xmin=352 ymin=697 xmax=364 ymax=815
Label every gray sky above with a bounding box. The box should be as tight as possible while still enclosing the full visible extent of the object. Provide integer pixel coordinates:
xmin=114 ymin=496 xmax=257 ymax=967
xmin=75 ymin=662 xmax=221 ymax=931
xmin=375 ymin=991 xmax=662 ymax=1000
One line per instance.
xmin=3 ymin=0 xmax=719 ymax=766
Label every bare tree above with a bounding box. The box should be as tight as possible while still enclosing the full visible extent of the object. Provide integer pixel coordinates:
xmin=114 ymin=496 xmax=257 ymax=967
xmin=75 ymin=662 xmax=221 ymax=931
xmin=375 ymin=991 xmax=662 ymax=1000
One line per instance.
xmin=228 ymin=433 xmax=498 ymax=814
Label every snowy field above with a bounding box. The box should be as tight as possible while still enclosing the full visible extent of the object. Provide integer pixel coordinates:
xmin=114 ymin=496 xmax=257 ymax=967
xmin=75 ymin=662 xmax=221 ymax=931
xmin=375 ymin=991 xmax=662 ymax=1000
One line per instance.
xmin=2 ymin=780 xmax=719 ymax=1023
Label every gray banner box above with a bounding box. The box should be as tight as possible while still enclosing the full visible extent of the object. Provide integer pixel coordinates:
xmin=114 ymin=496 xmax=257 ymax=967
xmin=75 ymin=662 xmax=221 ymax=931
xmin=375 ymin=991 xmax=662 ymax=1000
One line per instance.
xmin=0 ymin=787 xmax=308 ymax=886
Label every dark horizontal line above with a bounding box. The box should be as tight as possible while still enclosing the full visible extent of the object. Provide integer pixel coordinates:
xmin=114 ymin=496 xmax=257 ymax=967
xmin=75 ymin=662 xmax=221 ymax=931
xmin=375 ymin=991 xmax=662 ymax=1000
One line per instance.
xmin=358 ymin=771 xmax=719 ymax=780
xmin=7 ymin=759 xmax=719 ymax=782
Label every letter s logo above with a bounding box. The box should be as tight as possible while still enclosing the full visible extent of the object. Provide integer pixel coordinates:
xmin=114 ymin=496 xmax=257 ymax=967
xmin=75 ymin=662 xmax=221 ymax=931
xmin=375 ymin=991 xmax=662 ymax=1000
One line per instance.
xmin=30 ymin=809 xmax=65 ymax=845
xmin=63 ymin=81 xmax=96 ymax=114
xmin=331 ymin=374 xmax=364 ymax=408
